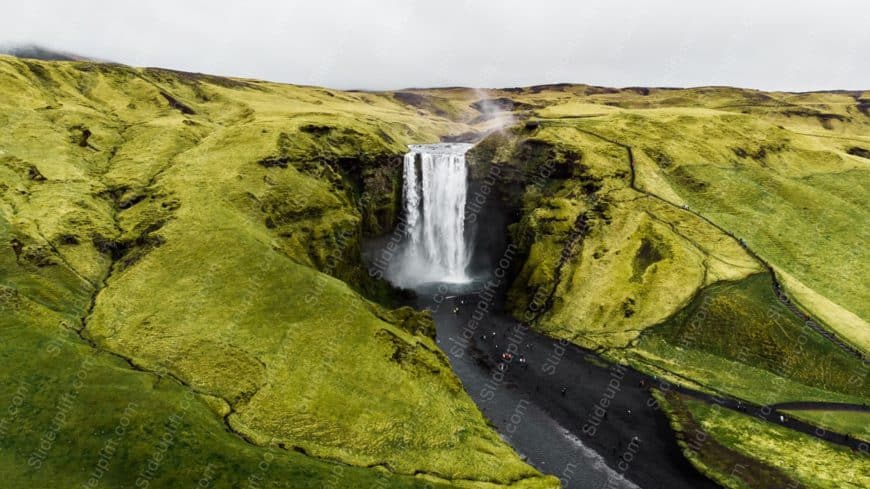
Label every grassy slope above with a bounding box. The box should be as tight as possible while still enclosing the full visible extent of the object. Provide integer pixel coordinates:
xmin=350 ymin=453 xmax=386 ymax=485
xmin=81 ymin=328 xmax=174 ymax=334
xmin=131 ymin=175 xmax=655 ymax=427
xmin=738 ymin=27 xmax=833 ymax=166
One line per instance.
xmin=582 ymin=96 xmax=864 ymax=385
xmin=781 ymin=410 xmax=870 ymax=442
xmin=634 ymin=273 xmax=868 ymax=405
xmin=552 ymin=102 xmax=870 ymax=351
xmin=3 ymin=57 xmax=868 ymax=488
xmin=469 ymin=119 xmax=866 ymax=409
xmin=655 ymin=390 xmax=869 ymax=489
xmin=0 ymin=56 xmax=556 ymax=488
xmin=486 ymin=85 xmax=870 ymax=349
xmin=0 ymin=283 xmax=456 ymax=489
xmin=464 ymin=84 xmax=867 ymax=396
xmin=469 ymin=125 xmax=761 ymax=350
xmin=465 ymin=85 xmax=868 ymax=488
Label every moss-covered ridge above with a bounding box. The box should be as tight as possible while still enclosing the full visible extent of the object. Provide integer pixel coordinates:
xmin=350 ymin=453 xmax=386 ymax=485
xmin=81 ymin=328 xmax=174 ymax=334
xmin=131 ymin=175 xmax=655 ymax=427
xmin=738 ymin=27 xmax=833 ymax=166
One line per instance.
xmin=466 ymin=95 xmax=867 ymax=402
xmin=0 ymin=55 xmax=557 ymax=488
xmin=466 ymin=86 xmax=868 ymax=351
xmin=466 ymin=123 xmax=762 ymax=350
xmin=464 ymin=86 xmax=868 ymax=353
xmin=463 ymin=87 xmax=868 ymax=488
xmin=2 ymin=54 xmax=868 ymax=488
xmin=654 ymin=390 xmax=869 ymax=489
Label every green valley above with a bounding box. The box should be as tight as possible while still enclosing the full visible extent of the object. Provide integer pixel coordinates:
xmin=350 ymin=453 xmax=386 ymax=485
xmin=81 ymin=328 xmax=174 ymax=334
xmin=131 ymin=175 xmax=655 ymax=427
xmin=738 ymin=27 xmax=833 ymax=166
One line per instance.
xmin=0 ymin=54 xmax=867 ymax=489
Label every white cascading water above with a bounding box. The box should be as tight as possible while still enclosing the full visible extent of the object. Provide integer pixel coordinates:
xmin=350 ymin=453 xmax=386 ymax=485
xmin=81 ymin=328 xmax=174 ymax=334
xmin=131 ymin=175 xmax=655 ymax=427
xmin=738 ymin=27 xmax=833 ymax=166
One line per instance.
xmin=390 ymin=143 xmax=474 ymax=287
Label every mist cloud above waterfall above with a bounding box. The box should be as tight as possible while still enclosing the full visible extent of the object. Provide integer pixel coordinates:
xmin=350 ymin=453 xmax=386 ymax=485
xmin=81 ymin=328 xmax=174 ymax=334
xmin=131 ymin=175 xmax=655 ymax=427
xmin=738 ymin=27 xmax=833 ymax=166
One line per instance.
xmin=471 ymin=89 xmax=517 ymax=131
xmin=1 ymin=0 xmax=868 ymax=91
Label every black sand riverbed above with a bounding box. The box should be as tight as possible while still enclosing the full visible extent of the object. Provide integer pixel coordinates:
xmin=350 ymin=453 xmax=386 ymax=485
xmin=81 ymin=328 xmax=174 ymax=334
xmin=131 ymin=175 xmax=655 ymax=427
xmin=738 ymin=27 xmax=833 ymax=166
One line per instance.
xmin=413 ymin=280 xmax=717 ymax=489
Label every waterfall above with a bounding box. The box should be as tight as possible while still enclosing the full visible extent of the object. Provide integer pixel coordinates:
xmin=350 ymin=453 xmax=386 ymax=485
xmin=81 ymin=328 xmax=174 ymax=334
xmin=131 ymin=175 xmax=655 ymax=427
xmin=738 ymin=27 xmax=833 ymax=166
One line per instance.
xmin=391 ymin=143 xmax=474 ymax=287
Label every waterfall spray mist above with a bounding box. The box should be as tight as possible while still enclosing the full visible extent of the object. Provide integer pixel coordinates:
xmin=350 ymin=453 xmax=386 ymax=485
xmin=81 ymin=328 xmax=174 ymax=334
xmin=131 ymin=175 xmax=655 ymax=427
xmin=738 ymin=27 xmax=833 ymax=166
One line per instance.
xmin=472 ymin=88 xmax=516 ymax=132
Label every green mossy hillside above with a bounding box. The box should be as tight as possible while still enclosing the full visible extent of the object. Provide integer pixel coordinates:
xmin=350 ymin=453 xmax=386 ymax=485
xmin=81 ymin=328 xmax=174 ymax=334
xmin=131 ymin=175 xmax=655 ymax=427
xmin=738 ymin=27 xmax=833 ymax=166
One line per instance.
xmin=2 ymin=54 xmax=868 ymax=489
xmin=465 ymin=89 xmax=868 ymax=487
xmin=0 ymin=290 xmax=458 ymax=489
xmin=635 ymin=273 xmax=869 ymax=404
xmin=465 ymin=90 xmax=868 ymax=409
xmin=655 ymin=391 xmax=869 ymax=489
xmin=563 ymin=108 xmax=870 ymax=350
xmin=467 ymin=125 xmax=761 ymax=350
xmin=0 ymin=55 xmax=557 ymax=488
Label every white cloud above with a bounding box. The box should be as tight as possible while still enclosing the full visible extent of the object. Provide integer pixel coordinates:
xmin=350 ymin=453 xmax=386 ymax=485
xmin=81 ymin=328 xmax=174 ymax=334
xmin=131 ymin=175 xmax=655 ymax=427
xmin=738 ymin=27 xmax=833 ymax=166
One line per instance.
xmin=1 ymin=0 xmax=867 ymax=91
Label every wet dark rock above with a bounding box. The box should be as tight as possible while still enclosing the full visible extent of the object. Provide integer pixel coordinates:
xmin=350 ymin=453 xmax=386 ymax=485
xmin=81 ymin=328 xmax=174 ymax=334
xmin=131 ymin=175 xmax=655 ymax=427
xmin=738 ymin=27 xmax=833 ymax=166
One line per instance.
xmin=118 ymin=192 xmax=146 ymax=209
xmin=78 ymin=128 xmax=92 ymax=147
xmin=159 ymin=91 xmax=195 ymax=115
xmin=21 ymin=244 xmax=55 ymax=267
xmin=643 ymin=147 xmax=674 ymax=168
xmin=143 ymin=67 xmax=258 ymax=90
xmin=392 ymin=91 xmax=451 ymax=118
xmin=258 ymin=156 xmax=290 ymax=168
xmin=781 ymin=109 xmax=847 ymax=129
xmin=92 ymin=235 xmax=127 ymax=260
xmin=9 ymin=238 xmax=23 ymax=258
xmin=299 ymin=124 xmax=333 ymax=136
xmin=623 ymin=297 xmax=636 ymax=317
xmin=392 ymin=92 xmax=426 ymax=107
xmin=585 ymin=85 xmax=621 ymax=95
xmin=116 ymin=234 xmax=165 ymax=271
xmin=58 ymin=234 xmax=79 ymax=245
xmin=846 ymin=147 xmax=870 ymax=159
xmin=92 ymin=226 xmax=166 ymax=270
xmin=69 ymin=125 xmax=93 ymax=148
xmin=27 ymin=165 xmax=46 ymax=181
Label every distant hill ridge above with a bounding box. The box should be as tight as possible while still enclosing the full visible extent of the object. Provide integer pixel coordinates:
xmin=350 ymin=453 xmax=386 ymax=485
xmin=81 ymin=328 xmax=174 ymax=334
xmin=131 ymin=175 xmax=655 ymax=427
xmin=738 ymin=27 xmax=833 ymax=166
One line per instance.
xmin=0 ymin=43 xmax=98 ymax=62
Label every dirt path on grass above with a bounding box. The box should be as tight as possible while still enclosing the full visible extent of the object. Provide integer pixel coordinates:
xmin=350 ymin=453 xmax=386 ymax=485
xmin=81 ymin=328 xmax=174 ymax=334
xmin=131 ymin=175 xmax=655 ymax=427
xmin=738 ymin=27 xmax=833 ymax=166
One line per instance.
xmin=768 ymin=401 xmax=870 ymax=411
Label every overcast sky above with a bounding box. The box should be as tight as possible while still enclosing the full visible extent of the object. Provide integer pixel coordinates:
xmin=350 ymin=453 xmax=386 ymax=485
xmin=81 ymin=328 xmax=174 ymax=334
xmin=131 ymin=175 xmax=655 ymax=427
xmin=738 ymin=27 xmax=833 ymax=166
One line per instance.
xmin=1 ymin=0 xmax=868 ymax=91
